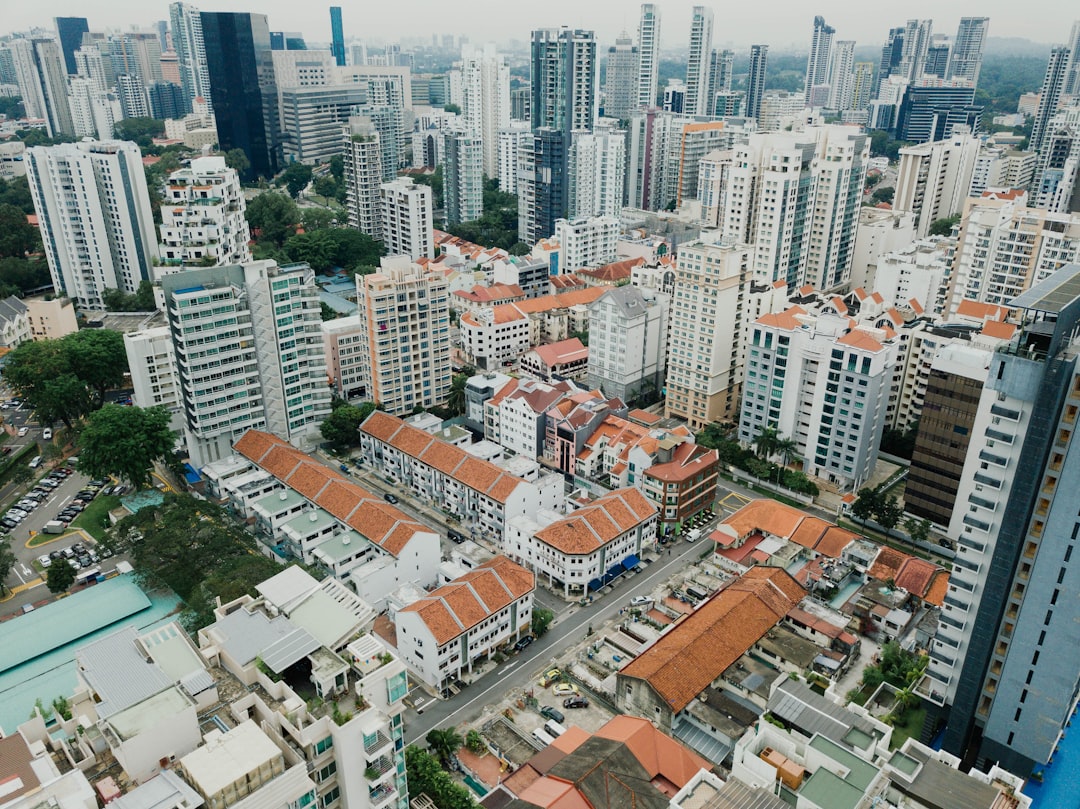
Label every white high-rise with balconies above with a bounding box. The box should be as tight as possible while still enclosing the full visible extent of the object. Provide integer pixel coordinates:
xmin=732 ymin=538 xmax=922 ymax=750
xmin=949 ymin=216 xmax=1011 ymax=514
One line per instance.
xmin=380 ymin=177 xmax=434 ymax=261
xmin=161 ymin=261 xmax=332 ymax=466
xmin=157 ymin=156 xmax=251 ymax=275
xmin=803 ymin=16 xmax=836 ymax=106
xmin=460 ymin=44 xmax=510 ymax=178
xmin=684 ymin=7 xmax=713 ymax=117
xmin=169 ymin=2 xmax=213 ymax=111
xmin=568 ymin=129 xmax=626 ymax=219
xmin=344 ymin=117 xmax=384 ymax=241
xmin=555 ymin=216 xmax=619 ymax=272
xmin=25 ymin=139 xmax=157 ymax=308
xmin=894 ymin=132 xmax=981 ymax=238
xmin=636 ymin=4 xmax=661 ymax=109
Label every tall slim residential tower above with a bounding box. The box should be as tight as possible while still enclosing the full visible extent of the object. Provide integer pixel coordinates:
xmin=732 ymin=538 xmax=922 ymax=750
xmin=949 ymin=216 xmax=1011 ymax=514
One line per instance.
xmin=893 ymin=132 xmax=981 ymax=238
xmin=948 ymin=17 xmax=989 ymax=85
xmin=25 ymin=140 xmax=157 ymax=308
xmin=568 ymin=129 xmax=626 ymax=219
xmin=684 ymin=7 xmax=714 ymax=117
xmin=380 ymin=177 xmax=434 ymax=260
xmin=722 ymin=126 xmax=869 ymax=289
xmin=442 ymin=131 xmax=484 ymax=226
xmin=200 ymin=11 xmax=279 ymax=179
xmin=354 ymin=257 xmax=451 ymax=415
xmin=899 ymin=19 xmax=934 ymax=82
xmin=162 ymin=261 xmax=332 ymax=466
xmin=603 ymin=34 xmax=638 ymax=120
xmin=746 ymin=45 xmax=769 ymax=122
xmin=329 ymin=7 xmax=345 ymax=67
xmin=636 ymin=4 xmax=661 ymax=109
xmin=878 ymin=26 xmax=906 ymax=93
xmin=10 ymin=39 xmax=73 ymax=137
xmin=926 ymin=266 xmax=1080 ymax=778
xmin=828 ymin=40 xmax=856 ymax=110
xmin=1065 ymin=20 xmax=1080 ymax=96
xmin=1031 ymin=47 xmax=1071 ymax=155
xmin=343 ymin=117 xmax=384 ymax=241
xmin=460 ymin=44 xmax=511 ymax=177
xmin=54 ymin=17 xmax=89 ymax=75
xmin=169 ymin=2 xmax=212 ymax=111
xmin=803 ymin=16 xmax=835 ymax=106
xmin=530 ymin=28 xmax=598 ymax=136
xmin=157 ymin=156 xmax=252 ymax=273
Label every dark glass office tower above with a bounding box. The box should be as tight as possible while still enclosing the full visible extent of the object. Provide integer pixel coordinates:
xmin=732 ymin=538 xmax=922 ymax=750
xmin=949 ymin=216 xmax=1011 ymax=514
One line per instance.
xmin=54 ymin=17 xmax=89 ymax=75
xmin=330 ymin=7 xmax=345 ymax=67
xmin=200 ymin=12 xmax=280 ymax=179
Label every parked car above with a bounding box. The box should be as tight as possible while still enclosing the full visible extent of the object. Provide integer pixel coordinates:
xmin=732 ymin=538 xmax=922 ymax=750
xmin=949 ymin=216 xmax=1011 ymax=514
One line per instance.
xmin=539 ymin=706 xmax=565 ymax=724
xmin=538 ymin=668 xmax=561 ymax=687
xmin=383 ymin=493 xmax=398 ymax=504
xmin=37 ymin=554 xmax=51 ymax=568
xmin=18 ymin=427 xmax=28 ymax=436
xmin=448 ymin=529 xmax=466 ymax=544
xmin=29 ymin=455 xmax=42 ymax=468
xmin=552 ymin=683 xmax=578 ymax=697
xmin=563 ymin=696 xmax=589 ymax=709
xmin=513 ymin=635 xmax=534 ymax=652
xmin=42 ymin=428 xmax=52 ymax=440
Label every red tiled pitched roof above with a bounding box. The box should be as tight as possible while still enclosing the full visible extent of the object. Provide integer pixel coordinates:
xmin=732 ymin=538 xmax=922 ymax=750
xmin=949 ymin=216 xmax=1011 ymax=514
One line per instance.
xmin=534 ymin=488 xmax=656 ymax=555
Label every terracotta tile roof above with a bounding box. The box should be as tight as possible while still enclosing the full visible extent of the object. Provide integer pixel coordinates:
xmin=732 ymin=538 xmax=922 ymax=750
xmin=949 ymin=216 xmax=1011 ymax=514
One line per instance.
xmin=577 ymin=258 xmax=643 ymax=283
xmin=534 ymin=488 xmax=656 ymax=555
xmin=359 ymin=412 xmax=525 ymax=504
xmin=788 ymin=517 xmax=829 ymax=549
xmin=628 ymin=409 xmax=661 ymax=425
xmin=924 ymin=571 xmax=950 ymax=607
xmin=532 ymin=338 xmax=589 ymax=366
xmin=756 ymin=305 xmax=807 ymax=331
xmin=955 ymin=299 xmax=1010 ymax=322
xmin=0 ymin=734 xmax=40 ymax=803
xmin=867 ymin=546 xmax=907 ymax=583
xmin=233 ymin=430 xmax=429 ymax=557
xmin=908 ymin=298 xmax=925 ymax=315
xmin=895 ymin=556 xmax=941 ymax=599
xmin=828 ymin=296 xmax=848 ymax=314
xmin=643 ymin=442 xmax=719 ymax=483
xmin=981 ymin=320 xmax=1017 ymax=340
xmin=721 ymin=499 xmax=805 ymax=540
xmin=593 ymin=715 xmax=710 ymax=789
xmin=815 ymin=526 xmax=859 ymax=558
xmin=453 ymin=283 xmax=525 ymax=303
xmin=400 ymin=556 xmax=535 ymax=645
xmin=837 ymin=329 xmax=885 ymax=352
xmin=618 ymin=568 xmax=804 ymax=712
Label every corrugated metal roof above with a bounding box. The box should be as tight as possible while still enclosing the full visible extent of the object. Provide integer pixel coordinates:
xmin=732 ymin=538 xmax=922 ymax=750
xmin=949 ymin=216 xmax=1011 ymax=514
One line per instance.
xmin=76 ymin=627 xmax=173 ymax=718
xmin=209 ymin=607 xmax=315 ymax=670
xmin=768 ymin=679 xmax=879 ymax=746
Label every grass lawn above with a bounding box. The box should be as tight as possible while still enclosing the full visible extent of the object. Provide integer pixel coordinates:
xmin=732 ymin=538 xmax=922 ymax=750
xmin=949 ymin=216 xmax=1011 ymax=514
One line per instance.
xmin=71 ymin=495 xmax=121 ymax=542
xmin=889 ymin=704 xmax=927 ymax=750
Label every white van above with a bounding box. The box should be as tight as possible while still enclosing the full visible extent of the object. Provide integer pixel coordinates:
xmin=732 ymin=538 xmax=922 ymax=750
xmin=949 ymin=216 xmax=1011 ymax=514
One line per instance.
xmin=532 ymin=728 xmax=555 ymax=747
xmin=686 ymin=528 xmax=702 ymax=542
xmin=543 ymin=721 xmax=567 ymax=738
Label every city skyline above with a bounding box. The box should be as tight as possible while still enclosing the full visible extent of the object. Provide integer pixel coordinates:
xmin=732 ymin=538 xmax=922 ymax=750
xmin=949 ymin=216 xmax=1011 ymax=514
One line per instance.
xmin=1 ymin=1 xmax=1069 ymax=53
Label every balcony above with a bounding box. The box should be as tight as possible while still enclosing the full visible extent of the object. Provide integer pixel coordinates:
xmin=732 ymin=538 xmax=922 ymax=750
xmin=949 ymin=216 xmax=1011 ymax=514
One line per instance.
xmin=369 ymin=784 xmax=396 ymax=806
xmin=364 ymin=729 xmax=392 ymax=756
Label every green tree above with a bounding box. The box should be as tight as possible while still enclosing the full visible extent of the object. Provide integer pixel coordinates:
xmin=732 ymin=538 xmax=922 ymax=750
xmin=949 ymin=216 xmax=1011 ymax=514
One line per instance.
xmin=752 ymin=426 xmax=780 ymax=459
xmin=411 ymin=167 xmax=444 ymax=209
xmin=279 ymin=163 xmax=313 ymax=199
xmin=63 ymin=329 xmax=129 ymax=407
xmin=2 ymin=340 xmax=91 ymax=429
xmin=183 ymin=554 xmax=289 ymax=629
xmin=425 ymin=728 xmax=463 ymax=767
xmin=532 ymin=607 xmax=554 ymax=638
xmin=246 ymin=192 xmax=300 ymax=247
xmin=224 ymin=148 xmax=251 ymax=177
xmin=0 ymin=257 xmax=51 ymax=293
xmin=113 ymin=117 xmax=165 ymax=146
xmin=851 ymin=487 xmax=881 ymax=525
xmin=904 ymin=516 xmax=931 ymax=546
xmin=446 ymin=373 xmax=468 ymax=416
xmin=283 ymin=228 xmax=383 ymax=272
xmin=0 ymin=539 xmax=16 ymax=596
xmin=320 ymin=401 xmax=377 ymax=451
xmin=405 ymin=746 xmax=477 ymax=809
xmin=773 ymin=435 xmax=798 ymax=467
xmin=929 ymin=214 xmax=961 ymax=236
xmin=46 ymin=559 xmax=77 ymax=593
xmin=874 ymin=494 xmax=903 ymax=537
xmin=464 ymin=729 xmax=485 ymax=754
xmin=77 ymin=405 xmax=177 ymax=488
xmin=0 ymin=176 xmax=35 ymax=214
xmin=0 ymin=203 xmax=39 ymax=258
xmin=871 ymin=186 xmax=895 ymax=205
xmin=102 ymin=280 xmax=158 ymax=312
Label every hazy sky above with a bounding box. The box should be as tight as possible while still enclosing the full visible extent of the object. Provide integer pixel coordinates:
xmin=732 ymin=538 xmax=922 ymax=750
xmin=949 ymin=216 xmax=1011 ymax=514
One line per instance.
xmin=4 ymin=0 xmax=1072 ymax=53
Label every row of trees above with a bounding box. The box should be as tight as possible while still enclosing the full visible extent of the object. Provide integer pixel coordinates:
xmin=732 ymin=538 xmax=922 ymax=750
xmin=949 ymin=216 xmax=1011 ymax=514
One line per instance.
xmin=850 ymin=485 xmax=931 ymax=545
xmin=3 ymin=330 xmax=128 ymax=428
xmin=696 ymin=424 xmax=820 ymax=497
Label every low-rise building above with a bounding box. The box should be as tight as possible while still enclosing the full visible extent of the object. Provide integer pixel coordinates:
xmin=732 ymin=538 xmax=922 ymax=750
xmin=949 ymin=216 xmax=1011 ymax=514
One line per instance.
xmin=25 ymin=295 xmax=78 ymax=340
xmin=503 ymin=487 xmax=658 ymax=598
xmin=0 ymin=296 xmax=30 ymax=348
xmin=392 ymin=556 xmax=534 ymax=689
xmin=519 ymin=338 xmax=589 ymax=382
xmin=544 ymin=390 xmax=628 ymax=475
xmin=451 ymin=283 xmax=526 ymax=316
xmin=484 ymin=377 xmax=578 ymax=458
xmin=640 ymin=441 xmax=719 ymax=526
xmin=124 ymin=325 xmax=183 ymax=433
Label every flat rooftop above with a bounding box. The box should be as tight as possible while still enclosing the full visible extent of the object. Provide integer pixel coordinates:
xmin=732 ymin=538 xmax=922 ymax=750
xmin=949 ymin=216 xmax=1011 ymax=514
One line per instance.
xmin=180 ymin=720 xmax=281 ymax=796
xmin=106 ymin=686 xmax=193 ymax=741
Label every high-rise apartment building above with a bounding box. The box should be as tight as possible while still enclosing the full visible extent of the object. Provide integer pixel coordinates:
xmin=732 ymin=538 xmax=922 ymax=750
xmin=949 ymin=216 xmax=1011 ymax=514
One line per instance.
xmin=636 ymin=4 xmax=661 ymax=109
xmin=54 ymin=17 xmax=89 ymax=75
xmin=161 ymin=261 xmax=332 ymax=466
xmin=157 ymin=156 xmax=251 ymax=274
xmin=554 ymin=216 xmax=619 ymax=272
xmin=1031 ymin=47 xmax=1071 ymax=155
xmin=948 ymin=17 xmax=989 ymax=86
xmin=878 ymin=26 xmax=906 ymax=93
xmin=894 ymin=132 xmax=981 ymax=238
xmin=946 ymin=192 xmax=1080 ymax=316
xmin=1065 ymin=20 xmax=1080 ymax=97
xmin=709 ymin=49 xmax=734 ymax=98
xmin=356 ymin=104 xmax=404 ymax=182
xmin=517 ymin=128 xmax=566 ymax=244
xmin=74 ymin=45 xmax=109 ymax=93
xmin=722 ymin=126 xmax=869 ymax=290
xmin=530 ymin=28 xmax=597 ymax=135
xmin=343 ymin=117 xmax=384 ymax=240
xmin=738 ymin=308 xmax=899 ymax=491
xmin=828 ymin=40 xmax=855 ymax=110
xmin=380 ymin=177 xmax=434 ymax=261
xmin=926 ymin=266 xmax=1080 ymax=777
xmin=851 ymin=62 xmax=875 ymax=111
xmin=568 ymin=129 xmax=626 ymax=219
xmin=746 ymin=45 xmax=769 ymax=122
xmin=894 ymin=84 xmax=981 ymax=144
xmin=278 ymin=85 xmax=367 ymax=164
xmin=497 ymin=122 xmax=530 ymax=195
xmin=10 ymin=38 xmax=73 ymax=137
xmin=1032 ymin=105 xmax=1080 ymax=213
xmin=461 ymin=44 xmax=510 ymax=178
xmin=329 ymin=6 xmax=345 ymax=67
xmin=117 ymin=73 xmax=151 ymax=119
xmin=108 ymin=32 xmax=164 ymax=88
xmin=26 ymin=140 xmax=157 ymax=308
xmin=925 ymin=40 xmax=951 ymax=79
xmin=587 ymin=286 xmax=668 ymax=403
xmin=683 ymin=7 xmax=713 ymax=118
xmin=803 ymin=16 xmax=835 ymax=106
xmin=170 ymin=3 xmax=213 ymax=112
xmin=442 ymin=132 xmax=484 ymax=227
xmin=124 ymin=326 xmax=184 ymax=432
xmin=200 ymin=11 xmax=279 ymax=178
xmin=354 ymin=256 xmax=451 ymax=414
xmin=664 ymin=242 xmax=755 ymax=428
xmin=603 ymin=35 xmax=638 ymax=121
xmin=899 ymin=19 xmax=934 ymax=82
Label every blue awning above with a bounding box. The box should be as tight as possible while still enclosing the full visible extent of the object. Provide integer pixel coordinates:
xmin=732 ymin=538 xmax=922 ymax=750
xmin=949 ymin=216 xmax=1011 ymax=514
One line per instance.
xmin=606 ymin=562 xmax=623 ymax=578
xmin=588 ymin=578 xmax=604 ymax=592
xmin=622 ymin=554 xmax=640 ymax=571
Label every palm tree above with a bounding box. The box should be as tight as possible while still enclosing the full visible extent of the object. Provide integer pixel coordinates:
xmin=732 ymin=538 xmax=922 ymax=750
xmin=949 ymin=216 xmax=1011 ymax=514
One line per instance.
xmin=425 ymin=728 xmax=463 ymax=767
xmin=752 ymin=427 xmax=780 ymax=459
xmin=774 ymin=435 xmax=798 ymax=467
xmin=446 ymin=373 xmax=468 ymax=416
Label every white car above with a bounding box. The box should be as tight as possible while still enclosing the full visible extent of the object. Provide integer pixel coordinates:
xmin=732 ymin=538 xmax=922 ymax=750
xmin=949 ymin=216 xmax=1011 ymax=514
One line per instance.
xmin=38 ymin=554 xmax=52 ymax=568
xmin=42 ymin=428 xmax=53 ymax=440
xmin=17 ymin=427 xmax=28 ymax=436
xmin=630 ymin=596 xmax=654 ymax=607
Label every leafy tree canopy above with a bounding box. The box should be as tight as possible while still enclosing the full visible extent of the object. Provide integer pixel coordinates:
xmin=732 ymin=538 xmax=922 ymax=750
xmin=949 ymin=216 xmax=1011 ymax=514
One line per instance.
xmin=102 ymin=280 xmax=157 ymax=312
xmin=63 ymin=329 xmax=129 ymax=405
xmin=0 ymin=203 xmax=40 ymax=258
xmin=224 ymin=148 xmax=251 ymax=176
xmin=246 ymin=191 xmax=301 ymax=247
xmin=77 ymin=404 xmax=176 ymax=488
xmin=46 ymin=559 xmax=77 ymax=593
xmin=278 ymin=163 xmax=313 ymax=199
xmin=282 ymin=227 xmax=384 ymax=273
xmin=321 ymin=401 xmax=377 ymax=451
xmin=113 ymin=117 xmax=166 ymax=146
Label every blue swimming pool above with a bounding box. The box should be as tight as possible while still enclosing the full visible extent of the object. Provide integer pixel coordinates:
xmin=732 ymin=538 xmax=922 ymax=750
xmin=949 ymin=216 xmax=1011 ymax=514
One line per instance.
xmin=1023 ymin=707 xmax=1080 ymax=809
xmin=0 ymin=574 xmax=182 ymax=733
